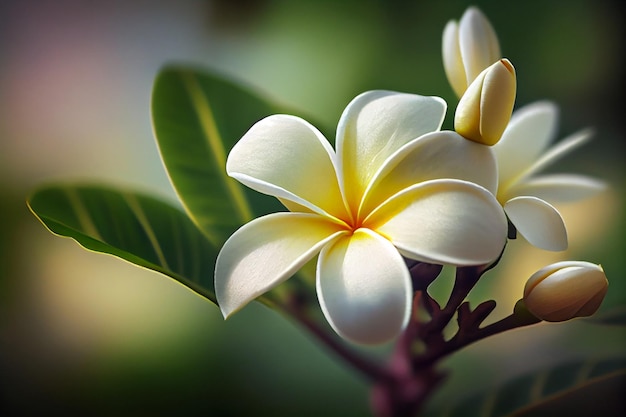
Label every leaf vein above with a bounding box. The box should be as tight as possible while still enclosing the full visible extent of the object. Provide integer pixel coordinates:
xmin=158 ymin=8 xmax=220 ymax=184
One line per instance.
xmin=180 ymin=70 xmax=253 ymax=225
xmin=123 ymin=193 xmax=171 ymax=271
xmin=64 ymin=187 xmax=104 ymax=241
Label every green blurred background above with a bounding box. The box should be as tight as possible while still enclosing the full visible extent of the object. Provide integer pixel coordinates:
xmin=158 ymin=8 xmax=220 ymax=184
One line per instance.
xmin=1 ymin=0 xmax=624 ymax=416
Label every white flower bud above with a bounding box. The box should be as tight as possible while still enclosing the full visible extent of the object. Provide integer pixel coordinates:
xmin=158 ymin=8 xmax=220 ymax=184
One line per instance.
xmin=454 ymin=58 xmax=516 ymax=146
xmin=443 ymin=6 xmax=501 ymax=97
xmin=523 ymin=261 xmax=608 ymax=322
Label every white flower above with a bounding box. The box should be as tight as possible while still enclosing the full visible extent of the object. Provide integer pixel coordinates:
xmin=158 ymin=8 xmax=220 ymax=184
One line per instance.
xmin=524 ymin=261 xmax=608 ymax=322
xmin=493 ymin=101 xmax=607 ymax=251
xmin=215 ymin=91 xmax=507 ymax=345
xmin=443 ymin=6 xmax=501 ymax=97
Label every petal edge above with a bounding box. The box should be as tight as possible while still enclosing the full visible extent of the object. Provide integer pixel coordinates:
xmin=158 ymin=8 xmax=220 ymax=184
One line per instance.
xmin=505 ymin=196 xmax=568 ymax=251
xmin=317 ymin=229 xmax=412 ymax=345
xmin=368 ymin=179 xmax=507 ymax=266
xmin=215 ymin=213 xmax=346 ymax=317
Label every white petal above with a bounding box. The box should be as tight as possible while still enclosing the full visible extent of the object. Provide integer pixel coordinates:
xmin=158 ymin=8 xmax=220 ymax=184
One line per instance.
xmin=316 ymin=229 xmax=412 ymax=345
xmin=458 ymin=6 xmax=501 ymax=85
xmin=442 ymin=20 xmax=467 ymax=97
xmin=493 ymin=101 xmax=558 ymax=186
xmin=509 ymin=174 xmax=606 ymax=203
xmin=366 ymin=179 xmax=507 ymax=266
xmin=518 ymin=128 xmax=594 ymax=182
xmin=336 ymin=90 xmax=446 ymax=208
xmin=504 ymin=196 xmax=567 ymax=251
xmin=360 ymin=131 xmax=498 ymax=216
xmin=524 ymin=260 xmax=604 ymax=294
xmin=476 ymin=59 xmax=516 ymax=145
xmin=227 ymin=114 xmax=348 ymax=220
xmin=215 ymin=212 xmax=346 ymax=318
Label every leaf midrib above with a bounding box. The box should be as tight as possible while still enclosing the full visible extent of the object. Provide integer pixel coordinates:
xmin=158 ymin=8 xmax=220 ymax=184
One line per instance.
xmin=180 ymin=70 xmax=253 ymax=227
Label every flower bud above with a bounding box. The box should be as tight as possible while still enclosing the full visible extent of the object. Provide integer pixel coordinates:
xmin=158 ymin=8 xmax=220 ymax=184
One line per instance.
xmin=454 ymin=58 xmax=516 ymax=146
xmin=523 ymin=261 xmax=608 ymax=322
xmin=443 ymin=6 xmax=501 ymax=97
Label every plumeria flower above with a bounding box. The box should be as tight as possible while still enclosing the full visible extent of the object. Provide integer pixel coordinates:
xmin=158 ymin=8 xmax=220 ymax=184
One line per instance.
xmin=215 ymin=90 xmax=507 ymax=345
xmin=492 ymin=101 xmax=607 ymax=251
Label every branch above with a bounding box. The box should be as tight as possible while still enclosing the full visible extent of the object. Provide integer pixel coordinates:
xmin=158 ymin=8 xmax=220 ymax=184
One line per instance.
xmin=274 ymin=294 xmax=395 ymax=384
xmin=413 ymin=300 xmax=541 ymax=368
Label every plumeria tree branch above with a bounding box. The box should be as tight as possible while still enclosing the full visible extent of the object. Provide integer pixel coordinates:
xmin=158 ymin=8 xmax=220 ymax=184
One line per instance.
xmin=414 ymin=250 xmax=504 ymax=343
xmin=413 ymin=300 xmax=541 ymax=369
xmin=276 ymin=292 xmax=395 ymax=384
xmin=260 ymin=258 xmax=545 ymax=417
xmin=369 ymin=254 xmax=531 ymax=416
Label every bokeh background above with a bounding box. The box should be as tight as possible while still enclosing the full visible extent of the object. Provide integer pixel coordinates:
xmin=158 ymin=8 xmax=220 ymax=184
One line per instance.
xmin=1 ymin=0 xmax=624 ymax=416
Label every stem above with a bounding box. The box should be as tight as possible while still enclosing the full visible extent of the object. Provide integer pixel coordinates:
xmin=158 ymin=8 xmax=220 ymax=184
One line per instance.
xmin=370 ymin=292 xmax=444 ymax=417
xmin=369 ymin=265 xmax=488 ymax=417
xmin=267 ymin=253 xmax=525 ymax=417
xmin=270 ymin=277 xmax=389 ymax=380
xmin=289 ymin=306 xmax=395 ymax=383
xmin=369 ymin=258 xmax=529 ymax=416
xmin=417 ymin=265 xmax=484 ymax=341
xmin=414 ymin=300 xmax=541 ymax=368
xmin=270 ymin=292 xmax=394 ymax=384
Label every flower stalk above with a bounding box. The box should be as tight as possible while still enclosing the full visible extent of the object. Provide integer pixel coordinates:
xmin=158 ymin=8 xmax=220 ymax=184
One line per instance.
xmin=366 ymin=263 xmax=544 ymax=417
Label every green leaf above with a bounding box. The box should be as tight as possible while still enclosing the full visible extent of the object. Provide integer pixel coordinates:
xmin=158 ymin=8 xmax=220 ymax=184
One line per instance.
xmin=151 ymin=65 xmax=288 ymax=247
xmin=436 ymin=356 xmax=626 ymax=417
xmin=28 ymin=184 xmax=218 ymax=304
